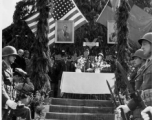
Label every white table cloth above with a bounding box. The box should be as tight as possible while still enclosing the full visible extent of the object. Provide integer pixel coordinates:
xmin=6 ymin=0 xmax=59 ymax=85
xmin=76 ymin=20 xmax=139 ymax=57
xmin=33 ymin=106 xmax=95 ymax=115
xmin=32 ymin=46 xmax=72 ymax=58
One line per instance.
xmin=60 ymin=72 xmax=115 ymax=94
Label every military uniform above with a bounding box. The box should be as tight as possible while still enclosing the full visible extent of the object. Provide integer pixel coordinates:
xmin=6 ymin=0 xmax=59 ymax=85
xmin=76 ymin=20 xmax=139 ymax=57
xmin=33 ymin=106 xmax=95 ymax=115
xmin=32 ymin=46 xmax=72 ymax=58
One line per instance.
xmin=2 ymin=46 xmax=32 ymax=120
xmin=129 ymin=64 xmax=146 ymax=120
xmin=127 ymin=33 xmax=152 ymax=120
xmin=2 ymin=60 xmax=14 ymax=101
xmin=127 ymin=58 xmax=152 ymax=119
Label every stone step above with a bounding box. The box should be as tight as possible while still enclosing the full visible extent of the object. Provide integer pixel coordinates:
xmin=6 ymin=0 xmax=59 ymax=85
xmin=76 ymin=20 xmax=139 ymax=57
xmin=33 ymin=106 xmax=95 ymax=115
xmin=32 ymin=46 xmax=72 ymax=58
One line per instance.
xmin=51 ymin=98 xmax=114 ymax=107
xmin=45 ymin=112 xmax=114 ymax=120
xmin=49 ymin=105 xmax=114 ymax=113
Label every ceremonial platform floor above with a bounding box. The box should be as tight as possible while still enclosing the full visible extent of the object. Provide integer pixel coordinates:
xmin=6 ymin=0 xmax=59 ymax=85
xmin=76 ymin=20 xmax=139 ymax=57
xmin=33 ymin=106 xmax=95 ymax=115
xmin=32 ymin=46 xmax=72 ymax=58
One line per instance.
xmin=39 ymin=98 xmax=115 ymax=120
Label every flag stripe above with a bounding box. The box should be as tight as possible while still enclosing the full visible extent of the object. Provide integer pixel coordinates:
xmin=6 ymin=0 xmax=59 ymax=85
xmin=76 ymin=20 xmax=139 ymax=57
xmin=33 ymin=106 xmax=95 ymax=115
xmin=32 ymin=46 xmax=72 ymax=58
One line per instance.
xmin=49 ymin=27 xmax=55 ymax=34
xmin=61 ymin=7 xmax=77 ymax=20
xmin=28 ymin=21 xmax=38 ymax=28
xmin=26 ymin=17 xmax=39 ymax=25
xmin=49 ymin=20 xmax=55 ymax=26
xmin=47 ymin=37 xmax=55 ymax=45
xmin=72 ymin=15 xmax=83 ymax=23
xmin=25 ymin=12 xmax=39 ymax=22
xmin=32 ymin=28 xmax=37 ymax=33
xmin=74 ymin=18 xmax=86 ymax=27
xmin=64 ymin=10 xmax=79 ymax=20
xmin=49 ymin=23 xmax=55 ymax=30
xmin=48 ymin=30 xmax=55 ymax=38
xmin=48 ymin=34 xmax=55 ymax=40
xmin=30 ymin=24 xmax=38 ymax=32
xmin=69 ymin=12 xmax=81 ymax=21
xmin=48 ymin=17 xmax=54 ymax=24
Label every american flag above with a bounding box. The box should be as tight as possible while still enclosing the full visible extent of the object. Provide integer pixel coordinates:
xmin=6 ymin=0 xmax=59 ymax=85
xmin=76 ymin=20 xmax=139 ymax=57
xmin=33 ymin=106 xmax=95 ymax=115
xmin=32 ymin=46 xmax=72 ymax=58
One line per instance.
xmin=25 ymin=0 xmax=88 ymax=45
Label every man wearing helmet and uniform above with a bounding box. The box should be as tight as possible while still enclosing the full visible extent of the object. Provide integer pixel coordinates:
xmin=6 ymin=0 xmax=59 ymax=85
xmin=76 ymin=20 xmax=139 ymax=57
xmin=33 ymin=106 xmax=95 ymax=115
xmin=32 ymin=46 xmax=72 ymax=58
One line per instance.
xmin=131 ymin=49 xmax=147 ymax=90
xmin=116 ymin=32 xmax=152 ymax=120
xmin=128 ymin=49 xmax=147 ymax=120
xmin=2 ymin=46 xmax=32 ymax=120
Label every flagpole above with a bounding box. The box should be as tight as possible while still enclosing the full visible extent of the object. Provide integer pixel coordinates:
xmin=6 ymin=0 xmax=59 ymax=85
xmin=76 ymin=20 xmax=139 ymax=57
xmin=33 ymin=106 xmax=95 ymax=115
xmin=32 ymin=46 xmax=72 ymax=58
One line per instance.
xmin=96 ymin=0 xmax=110 ymax=22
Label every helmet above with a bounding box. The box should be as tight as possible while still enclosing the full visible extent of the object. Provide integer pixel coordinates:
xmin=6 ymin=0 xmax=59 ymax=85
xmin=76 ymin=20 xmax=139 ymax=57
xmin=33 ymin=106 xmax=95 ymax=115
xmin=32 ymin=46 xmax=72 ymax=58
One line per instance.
xmin=132 ymin=49 xmax=147 ymax=60
xmin=2 ymin=46 xmax=18 ymax=57
xmin=138 ymin=32 xmax=152 ymax=45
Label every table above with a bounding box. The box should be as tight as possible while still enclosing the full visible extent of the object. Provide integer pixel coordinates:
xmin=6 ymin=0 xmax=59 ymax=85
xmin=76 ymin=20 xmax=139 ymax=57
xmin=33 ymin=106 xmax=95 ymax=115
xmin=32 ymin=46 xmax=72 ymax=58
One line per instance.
xmin=60 ymin=72 xmax=115 ymax=94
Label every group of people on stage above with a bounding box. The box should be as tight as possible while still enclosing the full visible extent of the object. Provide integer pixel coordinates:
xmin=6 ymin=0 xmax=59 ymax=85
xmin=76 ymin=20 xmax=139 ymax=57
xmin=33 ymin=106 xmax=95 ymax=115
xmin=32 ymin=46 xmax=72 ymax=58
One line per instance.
xmin=116 ymin=32 xmax=152 ymax=120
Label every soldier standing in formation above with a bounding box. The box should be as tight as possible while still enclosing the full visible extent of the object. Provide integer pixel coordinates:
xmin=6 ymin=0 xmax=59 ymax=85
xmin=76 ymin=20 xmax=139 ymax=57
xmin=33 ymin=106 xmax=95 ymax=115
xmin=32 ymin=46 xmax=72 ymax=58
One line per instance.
xmin=130 ymin=49 xmax=147 ymax=90
xmin=116 ymin=32 xmax=152 ymax=120
xmin=2 ymin=46 xmax=31 ymax=120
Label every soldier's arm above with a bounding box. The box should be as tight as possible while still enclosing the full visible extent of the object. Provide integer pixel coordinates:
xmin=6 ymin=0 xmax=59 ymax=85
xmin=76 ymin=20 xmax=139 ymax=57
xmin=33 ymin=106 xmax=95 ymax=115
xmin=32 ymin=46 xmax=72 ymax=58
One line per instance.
xmin=2 ymin=82 xmax=10 ymax=105
xmin=3 ymin=71 xmax=13 ymax=85
xmin=2 ymin=77 xmax=17 ymax=110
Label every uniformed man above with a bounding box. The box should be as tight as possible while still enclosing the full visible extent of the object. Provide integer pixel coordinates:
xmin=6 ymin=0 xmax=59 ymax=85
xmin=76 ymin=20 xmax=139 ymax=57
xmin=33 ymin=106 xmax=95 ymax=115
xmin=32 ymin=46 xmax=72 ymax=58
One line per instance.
xmin=2 ymin=46 xmax=31 ymax=120
xmin=128 ymin=49 xmax=147 ymax=120
xmin=116 ymin=32 xmax=152 ymax=120
xmin=131 ymin=49 xmax=147 ymax=91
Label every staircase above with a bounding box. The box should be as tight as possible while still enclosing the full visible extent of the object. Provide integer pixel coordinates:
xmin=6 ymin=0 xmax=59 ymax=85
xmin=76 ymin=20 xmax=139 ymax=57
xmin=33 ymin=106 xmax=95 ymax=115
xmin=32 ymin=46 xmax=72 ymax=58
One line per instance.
xmin=40 ymin=98 xmax=115 ymax=120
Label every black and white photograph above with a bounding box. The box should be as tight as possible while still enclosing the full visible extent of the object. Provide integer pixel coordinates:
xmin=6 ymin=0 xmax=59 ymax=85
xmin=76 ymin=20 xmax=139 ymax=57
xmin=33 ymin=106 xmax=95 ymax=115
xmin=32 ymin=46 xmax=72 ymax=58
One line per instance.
xmin=55 ymin=20 xmax=74 ymax=43
xmin=2 ymin=0 xmax=152 ymax=120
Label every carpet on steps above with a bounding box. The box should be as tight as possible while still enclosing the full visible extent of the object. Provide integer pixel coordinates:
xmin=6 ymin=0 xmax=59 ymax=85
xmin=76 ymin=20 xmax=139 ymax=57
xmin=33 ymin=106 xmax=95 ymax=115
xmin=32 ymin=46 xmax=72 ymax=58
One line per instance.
xmin=49 ymin=105 xmax=114 ymax=113
xmin=45 ymin=112 xmax=114 ymax=120
xmin=62 ymin=93 xmax=111 ymax=100
xmin=51 ymin=98 xmax=114 ymax=107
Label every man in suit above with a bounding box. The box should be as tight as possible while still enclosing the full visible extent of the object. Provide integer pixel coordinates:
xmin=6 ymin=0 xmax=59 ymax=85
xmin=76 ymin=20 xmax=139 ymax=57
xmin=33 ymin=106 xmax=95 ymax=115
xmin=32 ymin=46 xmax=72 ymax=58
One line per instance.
xmin=11 ymin=49 xmax=26 ymax=75
xmin=2 ymin=46 xmax=31 ymax=120
xmin=82 ymin=48 xmax=91 ymax=72
xmin=57 ymin=25 xmax=70 ymax=41
xmin=57 ymin=52 xmax=71 ymax=97
xmin=59 ymin=52 xmax=71 ymax=77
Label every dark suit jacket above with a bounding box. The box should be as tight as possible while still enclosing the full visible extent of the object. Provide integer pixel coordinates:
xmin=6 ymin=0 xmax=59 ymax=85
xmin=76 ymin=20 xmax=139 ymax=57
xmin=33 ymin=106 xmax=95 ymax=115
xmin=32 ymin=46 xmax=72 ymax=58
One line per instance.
xmin=57 ymin=30 xmax=70 ymax=41
xmin=58 ymin=60 xmax=71 ymax=80
xmin=11 ymin=56 xmax=26 ymax=72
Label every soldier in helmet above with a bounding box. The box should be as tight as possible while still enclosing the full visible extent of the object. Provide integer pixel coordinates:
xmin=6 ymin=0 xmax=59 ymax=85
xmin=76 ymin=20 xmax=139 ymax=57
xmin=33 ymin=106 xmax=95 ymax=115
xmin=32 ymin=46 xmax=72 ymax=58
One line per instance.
xmin=116 ymin=32 xmax=152 ymax=120
xmin=2 ymin=46 xmax=32 ymax=120
xmin=128 ymin=49 xmax=147 ymax=120
xmin=130 ymin=49 xmax=147 ymax=91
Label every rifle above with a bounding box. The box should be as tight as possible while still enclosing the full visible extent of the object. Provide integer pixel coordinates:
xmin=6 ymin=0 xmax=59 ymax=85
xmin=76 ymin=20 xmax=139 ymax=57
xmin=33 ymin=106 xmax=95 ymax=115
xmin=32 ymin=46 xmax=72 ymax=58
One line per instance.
xmin=116 ymin=88 xmax=132 ymax=120
xmin=106 ymin=80 xmax=128 ymax=120
xmin=116 ymin=61 xmax=151 ymax=119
